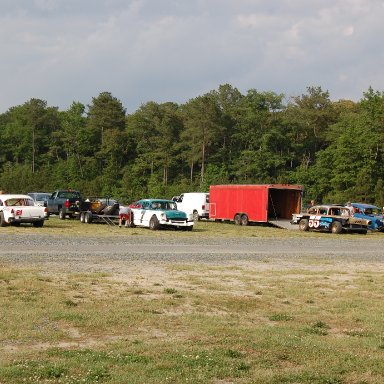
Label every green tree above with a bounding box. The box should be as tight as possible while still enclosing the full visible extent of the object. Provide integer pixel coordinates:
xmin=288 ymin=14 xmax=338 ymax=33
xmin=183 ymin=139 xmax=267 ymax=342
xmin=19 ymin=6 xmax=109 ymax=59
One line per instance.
xmin=180 ymin=95 xmax=224 ymax=185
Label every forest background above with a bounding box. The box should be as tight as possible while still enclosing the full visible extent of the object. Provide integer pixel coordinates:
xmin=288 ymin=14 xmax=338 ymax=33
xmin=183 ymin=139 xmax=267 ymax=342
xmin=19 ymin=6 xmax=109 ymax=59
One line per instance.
xmin=1 ymin=84 xmax=384 ymax=207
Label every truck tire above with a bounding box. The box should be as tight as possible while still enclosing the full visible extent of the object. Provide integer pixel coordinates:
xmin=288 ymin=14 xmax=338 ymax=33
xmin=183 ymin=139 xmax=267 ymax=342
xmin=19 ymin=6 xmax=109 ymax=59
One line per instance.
xmin=331 ymin=221 xmax=342 ymax=234
xmin=193 ymin=210 xmax=199 ymax=222
xmin=59 ymin=209 xmax=66 ymax=220
xmin=32 ymin=220 xmax=44 ymax=228
xmin=240 ymin=214 xmax=249 ymax=226
xmin=0 ymin=212 xmax=8 ymax=227
xmin=234 ymin=214 xmax=241 ymax=225
xmin=299 ymin=219 xmax=309 ymax=231
xmin=149 ymin=215 xmax=159 ymax=230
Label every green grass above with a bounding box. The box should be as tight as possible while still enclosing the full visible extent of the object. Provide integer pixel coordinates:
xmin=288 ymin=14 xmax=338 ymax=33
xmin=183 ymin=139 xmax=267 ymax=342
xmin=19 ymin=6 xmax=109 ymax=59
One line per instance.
xmin=1 ymin=258 xmax=384 ymax=383
xmin=2 ymin=215 xmax=383 ymax=240
xmin=1 ymin=218 xmax=384 ymax=383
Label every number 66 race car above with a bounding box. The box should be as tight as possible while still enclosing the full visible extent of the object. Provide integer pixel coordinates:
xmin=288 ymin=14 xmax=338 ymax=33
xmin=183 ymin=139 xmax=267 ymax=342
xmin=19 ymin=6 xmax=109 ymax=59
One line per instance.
xmin=295 ymin=205 xmax=370 ymax=234
xmin=0 ymin=194 xmax=49 ymax=227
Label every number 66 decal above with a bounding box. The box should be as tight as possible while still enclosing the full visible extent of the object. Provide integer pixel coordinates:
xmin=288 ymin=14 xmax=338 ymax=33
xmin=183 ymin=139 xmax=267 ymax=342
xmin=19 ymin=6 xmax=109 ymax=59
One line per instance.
xmin=309 ymin=219 xmax=320 ymax=228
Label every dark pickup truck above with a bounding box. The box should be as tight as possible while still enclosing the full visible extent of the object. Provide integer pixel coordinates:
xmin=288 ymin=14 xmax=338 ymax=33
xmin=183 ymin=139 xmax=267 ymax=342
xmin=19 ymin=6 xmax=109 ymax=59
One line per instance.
xmin=46 ymin=190 xmax=83 ymax=219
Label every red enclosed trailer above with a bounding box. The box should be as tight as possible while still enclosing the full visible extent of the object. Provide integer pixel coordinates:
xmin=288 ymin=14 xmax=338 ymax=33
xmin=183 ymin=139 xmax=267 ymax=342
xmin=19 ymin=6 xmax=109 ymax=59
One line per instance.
xmin=209 ymin=184 xmax=303 ymax=226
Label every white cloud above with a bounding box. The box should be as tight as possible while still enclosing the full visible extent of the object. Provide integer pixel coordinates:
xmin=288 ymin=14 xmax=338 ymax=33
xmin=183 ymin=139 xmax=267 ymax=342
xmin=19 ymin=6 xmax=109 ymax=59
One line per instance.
xmin=1 ymin=0 xmax=384 ymax=113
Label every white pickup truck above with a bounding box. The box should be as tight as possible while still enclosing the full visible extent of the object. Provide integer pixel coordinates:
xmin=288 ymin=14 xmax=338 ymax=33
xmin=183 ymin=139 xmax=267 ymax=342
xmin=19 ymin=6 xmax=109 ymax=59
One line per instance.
xmin=0 ymin=194 xmax=49 ymax=227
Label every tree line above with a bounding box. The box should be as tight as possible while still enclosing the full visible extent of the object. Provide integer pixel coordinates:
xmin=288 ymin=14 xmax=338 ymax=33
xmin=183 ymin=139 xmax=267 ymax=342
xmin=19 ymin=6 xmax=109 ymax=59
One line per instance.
xmin=1 ymin=84 xmax=384 ymax=207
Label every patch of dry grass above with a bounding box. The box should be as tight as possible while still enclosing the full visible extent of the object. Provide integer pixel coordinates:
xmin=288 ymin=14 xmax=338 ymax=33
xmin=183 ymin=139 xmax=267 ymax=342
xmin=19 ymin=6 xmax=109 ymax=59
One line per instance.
xmin=1 ymin=255 xmax=384 ymax=383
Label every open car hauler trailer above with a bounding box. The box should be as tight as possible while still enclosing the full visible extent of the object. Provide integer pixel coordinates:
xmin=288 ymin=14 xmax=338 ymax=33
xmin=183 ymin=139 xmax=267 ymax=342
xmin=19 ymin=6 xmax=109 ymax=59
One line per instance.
xmin=79 ymin=198 xmax=121 ymax=225
xmin=209 ymin=184 xmax=304 ymax=228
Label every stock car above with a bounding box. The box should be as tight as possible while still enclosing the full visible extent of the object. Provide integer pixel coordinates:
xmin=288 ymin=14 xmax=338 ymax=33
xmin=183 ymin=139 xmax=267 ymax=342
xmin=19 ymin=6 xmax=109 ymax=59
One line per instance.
xmin=296 ymin=204 xmax=370 ymax=234
xmin=351 ymin=203 xmax=384 ymax=231
xmin=129 ymin=199 xmax=194 ymax=230
xmin=0 ymin=194 xmax=49 ymax=227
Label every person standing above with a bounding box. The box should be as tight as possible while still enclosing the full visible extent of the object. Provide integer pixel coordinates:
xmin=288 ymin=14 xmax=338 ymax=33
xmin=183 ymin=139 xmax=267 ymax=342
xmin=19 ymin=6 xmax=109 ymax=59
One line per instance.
xmin=346 ymin=201 xmax=354 ymax=215
xmin=306 ymin=200 xmax=316 ymax=212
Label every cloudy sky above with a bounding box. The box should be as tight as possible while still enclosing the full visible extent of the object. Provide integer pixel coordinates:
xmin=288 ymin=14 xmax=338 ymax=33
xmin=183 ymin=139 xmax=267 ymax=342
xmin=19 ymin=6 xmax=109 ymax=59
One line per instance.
xmin=1 ymin=0 xmax=383 ymax=113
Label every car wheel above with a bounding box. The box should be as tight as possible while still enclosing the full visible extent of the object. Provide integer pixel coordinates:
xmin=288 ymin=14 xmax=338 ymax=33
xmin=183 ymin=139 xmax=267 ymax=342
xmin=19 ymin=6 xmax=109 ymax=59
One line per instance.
xmin=299 ymin=219 xmax=309 ymax=231
xmin=59 ymin=209 xmax=66 ymax=220
xmin=0 ymin=212 xmax=8 ymax=227
xmin=234 ymin=214 xmax=241 ymax=225
xmin=193 ymin=210 xmax=199 ymax=222
xmin=149 ymin=215 xmax=160 ymax=230
xmin=32 ymin=220 xmax=44 ymax=228
xmin=331 ymin=221 xmax=342 ymax=234
xmin=80 ymin=212 xmax=85 ymax=223
xmin=241 ymin=214 xmax=249 ymax=226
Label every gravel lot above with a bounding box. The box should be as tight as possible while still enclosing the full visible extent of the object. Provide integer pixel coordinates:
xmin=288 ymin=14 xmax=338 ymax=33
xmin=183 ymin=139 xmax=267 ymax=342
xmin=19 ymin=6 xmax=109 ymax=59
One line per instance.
xmin=1 ymin=234 xmax=383 ymax=274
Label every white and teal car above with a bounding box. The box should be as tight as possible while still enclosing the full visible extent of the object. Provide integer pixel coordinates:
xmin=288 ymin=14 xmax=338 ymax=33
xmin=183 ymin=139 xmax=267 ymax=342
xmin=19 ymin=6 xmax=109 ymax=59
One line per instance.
xmin=129 ymin=199 xmax=194 ymax=231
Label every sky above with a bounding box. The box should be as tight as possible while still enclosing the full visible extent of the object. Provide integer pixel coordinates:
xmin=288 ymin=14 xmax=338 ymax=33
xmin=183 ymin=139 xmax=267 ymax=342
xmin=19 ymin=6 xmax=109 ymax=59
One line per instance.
xmin=1 ymin=0 xmax=384 ymax=114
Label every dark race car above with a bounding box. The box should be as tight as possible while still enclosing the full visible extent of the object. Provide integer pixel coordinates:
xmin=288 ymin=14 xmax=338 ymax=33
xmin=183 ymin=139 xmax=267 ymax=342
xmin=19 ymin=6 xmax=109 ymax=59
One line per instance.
xmin=297 ymin=205 xmax=370 ymax=234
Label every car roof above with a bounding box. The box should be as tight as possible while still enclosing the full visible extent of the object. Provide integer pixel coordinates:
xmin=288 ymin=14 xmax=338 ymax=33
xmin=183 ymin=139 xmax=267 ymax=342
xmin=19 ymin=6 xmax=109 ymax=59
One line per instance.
xmin=140 ymin=199 xmax=174 ymax=203
xmin=0 ymin=194 xmax=33 ymax=200
xmin=312 ymin=204 xmax=344 ymax=209
xmin=351 ymin=203 xmax=380 ymax=209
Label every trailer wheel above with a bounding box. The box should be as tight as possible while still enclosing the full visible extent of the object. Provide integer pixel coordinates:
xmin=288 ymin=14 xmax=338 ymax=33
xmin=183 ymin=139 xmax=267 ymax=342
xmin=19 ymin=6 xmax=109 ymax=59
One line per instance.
xmin=331 ymin=221 xmax=342 ymax=234
xmin=234 ymin=214 xmax=241 ymax=225
xmin=84 ymin=212 xmax=93 ymax=224
xmin=240 ymin=214 xmax=249 ymax=226
xmin=149 ymin=215 xmax=159 ymax=230
xmin=299 ymin=219 xmax=309 ymax=231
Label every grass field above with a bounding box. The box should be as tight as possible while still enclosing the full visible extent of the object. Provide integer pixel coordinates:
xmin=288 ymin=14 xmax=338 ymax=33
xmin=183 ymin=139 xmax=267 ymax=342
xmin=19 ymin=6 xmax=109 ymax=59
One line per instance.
xmin=1 ymin=218 xmax=384 ymax=383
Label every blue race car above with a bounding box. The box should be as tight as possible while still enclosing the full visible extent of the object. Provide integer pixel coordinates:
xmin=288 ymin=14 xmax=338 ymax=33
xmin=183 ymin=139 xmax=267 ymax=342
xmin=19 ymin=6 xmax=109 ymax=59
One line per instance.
xmin=351 ymin=203 xmax=384 ymax=231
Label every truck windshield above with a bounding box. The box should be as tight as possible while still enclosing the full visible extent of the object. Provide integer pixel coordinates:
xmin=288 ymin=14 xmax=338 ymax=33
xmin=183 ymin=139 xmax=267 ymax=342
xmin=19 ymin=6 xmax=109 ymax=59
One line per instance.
xmin=58 ymin=192 xmax=80 ymax=199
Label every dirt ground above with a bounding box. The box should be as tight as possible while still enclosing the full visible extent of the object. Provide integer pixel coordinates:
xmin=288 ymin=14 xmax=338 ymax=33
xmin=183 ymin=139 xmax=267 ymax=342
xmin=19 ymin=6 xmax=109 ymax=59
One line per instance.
xmin=1 ymin=233 xmax=383 ymax=278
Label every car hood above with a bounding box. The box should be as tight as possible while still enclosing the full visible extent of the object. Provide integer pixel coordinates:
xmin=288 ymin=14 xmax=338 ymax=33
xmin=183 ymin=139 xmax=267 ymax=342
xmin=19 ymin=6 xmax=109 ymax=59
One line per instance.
xmin=164 ymin=210 xmax=188 ymax=219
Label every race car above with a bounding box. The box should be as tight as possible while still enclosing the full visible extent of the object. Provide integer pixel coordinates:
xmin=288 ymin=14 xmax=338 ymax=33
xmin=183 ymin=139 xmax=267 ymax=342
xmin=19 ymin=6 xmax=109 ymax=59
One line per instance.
xmin=297 ymin=204 xmax=370 ymax=234
xmin=0 ymin=194 xmax=49 ymax=227
xmin=129 ymin=199 xmax=194 ymax=230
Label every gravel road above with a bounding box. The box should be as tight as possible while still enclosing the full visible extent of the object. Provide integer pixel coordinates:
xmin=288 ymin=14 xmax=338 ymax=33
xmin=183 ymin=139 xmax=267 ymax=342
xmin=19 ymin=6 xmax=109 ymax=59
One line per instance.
xmin=1 ymin=234 xmax=383 ymax=272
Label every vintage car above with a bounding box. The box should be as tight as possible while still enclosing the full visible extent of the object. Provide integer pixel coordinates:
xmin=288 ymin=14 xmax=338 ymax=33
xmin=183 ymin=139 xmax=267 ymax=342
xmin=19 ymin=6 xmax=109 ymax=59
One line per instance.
xmin=296 ymin=204 xmax=370 ymax=234
xmin=129 ymin=199 xmax=194 ymax=230
xmin=0 ymin=194 xmax=49 ymax=227
xmin=351 ymin=203 xmax=384 ymax=231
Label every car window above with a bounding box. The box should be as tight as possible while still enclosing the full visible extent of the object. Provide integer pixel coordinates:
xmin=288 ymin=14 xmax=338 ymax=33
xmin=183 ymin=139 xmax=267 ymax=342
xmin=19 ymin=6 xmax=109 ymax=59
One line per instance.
xmin=151 ymin=202 xmax=161 ymax=209
xmin=329 ymin=208 xmax=340 ymax=215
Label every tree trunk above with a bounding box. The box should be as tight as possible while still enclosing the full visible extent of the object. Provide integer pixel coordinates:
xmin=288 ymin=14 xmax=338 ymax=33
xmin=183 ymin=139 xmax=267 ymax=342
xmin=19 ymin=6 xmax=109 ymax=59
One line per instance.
xmin=200 ymin=142 xmax=205 ymax=185
xmin=190 ymin=160 xmax=194 ymax=184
